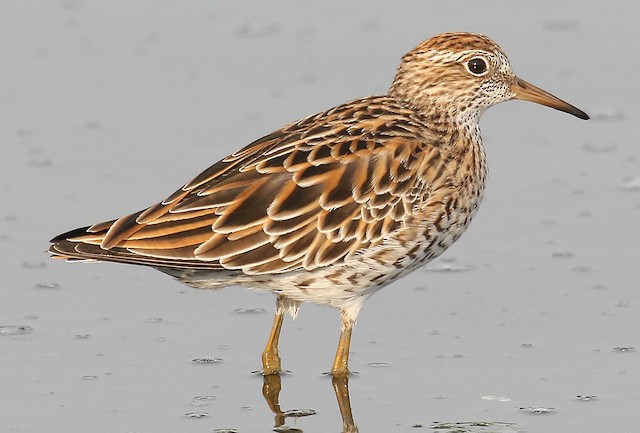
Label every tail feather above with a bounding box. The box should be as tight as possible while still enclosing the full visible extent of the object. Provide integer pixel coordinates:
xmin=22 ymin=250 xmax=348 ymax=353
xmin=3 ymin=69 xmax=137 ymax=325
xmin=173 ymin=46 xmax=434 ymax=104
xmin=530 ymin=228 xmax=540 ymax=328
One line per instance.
xmin=49 ymin=225 xmax=224 ymax=271
xmin=49 ymin=225 xmax=103 ymax=244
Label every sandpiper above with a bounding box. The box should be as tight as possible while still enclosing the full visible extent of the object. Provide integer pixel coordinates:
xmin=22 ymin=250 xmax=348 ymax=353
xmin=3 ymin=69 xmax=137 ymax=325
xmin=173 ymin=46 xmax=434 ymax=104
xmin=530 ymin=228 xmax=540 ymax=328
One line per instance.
xmin=50 ymin=32 xmax=588 ymax=377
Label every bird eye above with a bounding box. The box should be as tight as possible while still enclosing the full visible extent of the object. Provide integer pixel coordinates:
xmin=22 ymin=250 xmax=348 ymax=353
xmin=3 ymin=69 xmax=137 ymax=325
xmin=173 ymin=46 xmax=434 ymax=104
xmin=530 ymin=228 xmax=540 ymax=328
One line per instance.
xmin=466 ymin=57 xmax=488 ymax=76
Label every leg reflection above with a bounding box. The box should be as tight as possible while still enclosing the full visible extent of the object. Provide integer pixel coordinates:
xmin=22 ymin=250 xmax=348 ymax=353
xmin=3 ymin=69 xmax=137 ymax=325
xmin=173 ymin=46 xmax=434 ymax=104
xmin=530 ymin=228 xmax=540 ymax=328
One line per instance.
xmin=332 ymin=375 xmax=358 ymax=433
xmin=261 ymin=373 xmax=358 ymax=433
xmin=262 ymin=373 xmax=285 ymax=428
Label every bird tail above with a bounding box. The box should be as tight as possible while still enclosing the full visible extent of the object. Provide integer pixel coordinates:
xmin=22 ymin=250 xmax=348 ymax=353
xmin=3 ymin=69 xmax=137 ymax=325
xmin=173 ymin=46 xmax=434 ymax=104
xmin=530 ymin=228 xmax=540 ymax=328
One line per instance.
xmin=50 ymin=220 xmax=162 ymax=267
xmin=49 ymin=218 xmax=218 ymax=271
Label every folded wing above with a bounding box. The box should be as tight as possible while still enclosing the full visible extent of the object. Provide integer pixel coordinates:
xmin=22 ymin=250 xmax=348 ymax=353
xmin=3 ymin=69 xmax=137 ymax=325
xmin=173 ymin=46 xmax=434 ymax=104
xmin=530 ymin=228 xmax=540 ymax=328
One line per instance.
xmin=50 ymin=97 xmax=436 ymax=275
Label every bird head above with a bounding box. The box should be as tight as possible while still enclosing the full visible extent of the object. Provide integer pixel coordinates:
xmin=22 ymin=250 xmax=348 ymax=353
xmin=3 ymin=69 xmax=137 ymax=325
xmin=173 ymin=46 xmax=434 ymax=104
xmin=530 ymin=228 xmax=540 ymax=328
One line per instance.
xmin=390 ymin=32 xmax=589 ymax=122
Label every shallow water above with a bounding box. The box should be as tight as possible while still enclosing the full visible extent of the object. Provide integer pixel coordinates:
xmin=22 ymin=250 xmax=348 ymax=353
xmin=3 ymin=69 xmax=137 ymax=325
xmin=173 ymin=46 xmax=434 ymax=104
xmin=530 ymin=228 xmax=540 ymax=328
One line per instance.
xmin=1 ymin=1 xmax=638 ymax=432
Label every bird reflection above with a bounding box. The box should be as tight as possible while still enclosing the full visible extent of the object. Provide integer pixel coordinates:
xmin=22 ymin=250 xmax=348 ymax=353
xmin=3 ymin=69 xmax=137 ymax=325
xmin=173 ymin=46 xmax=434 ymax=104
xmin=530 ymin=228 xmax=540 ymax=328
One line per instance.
xmin=261 ymin=374 xmax=286 ymax=428
xmin=331 ymin=376 xmax=358 ymax=433
xmin=261 ymin=373 xmax=358 ymax=432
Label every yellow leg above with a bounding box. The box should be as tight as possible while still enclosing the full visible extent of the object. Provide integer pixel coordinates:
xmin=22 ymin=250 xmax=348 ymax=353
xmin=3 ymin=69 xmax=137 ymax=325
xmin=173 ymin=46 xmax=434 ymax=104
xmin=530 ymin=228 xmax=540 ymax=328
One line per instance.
xmin=261 ymin=299 xmax=285 ymax=375
xmin=331 ymin=313 xmax=354 ymax=378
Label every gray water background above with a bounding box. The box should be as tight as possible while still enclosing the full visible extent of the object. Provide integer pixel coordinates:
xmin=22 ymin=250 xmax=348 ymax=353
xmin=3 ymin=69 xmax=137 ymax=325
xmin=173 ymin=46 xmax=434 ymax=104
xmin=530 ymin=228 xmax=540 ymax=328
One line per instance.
xmin=1 ymin=1 xmax=638 ymax=432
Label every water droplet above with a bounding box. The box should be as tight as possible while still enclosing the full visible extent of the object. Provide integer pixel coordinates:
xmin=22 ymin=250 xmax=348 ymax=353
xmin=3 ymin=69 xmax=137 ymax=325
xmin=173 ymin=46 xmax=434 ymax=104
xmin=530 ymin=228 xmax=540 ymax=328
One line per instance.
xmin=613 ymin=347 xmax=635 ymax=353
xmin=543 ymin=19 xmax=579 ymax=32
xmin=0 ymin=325 xmax=33 ymax=336
xmin=616 ymin=301 xmax=630 ymax=307
xmin=581 ymin=142 xmax=617 ymax=153
xmin=60 ymin=0 xmax=82 ymax=11
xmin=572 ymin=266 xmax=591 ymax=273
xmin=213 ymin=429 xmax=238 ymax=433
xmin=233 ymin=308 xmax=266 ymax=314
xmin=192 ymin=357 xmax=223 ymax=364
xmin=551 ymin=251 xmax=573 ymax=258
xmin=147 ymin=317 xmax=163 ymax=323
xmin=589 ymin=107 xmax=625 ymax=121
xmin=153 ymin=337 xmax=166 ymax=342
xmin=24 ymin=315 xmax=38 ymax=320
xmin=366 ymin=362 xmax=389 ymax=368
xmin=591 ymin=284 xmax=610 ymax=291
xmin=283 ymin=408 xmax=316 ymax=418
xmin=424 ymin=258 xmax=476 ymax=272
xmin=430 ymin=421 xmax=520 ymax=432
xmin=192 ymin=395 xmax=216 ymax=403
xmin=482 ymin=395 xmax=512 ymax=402
xmin=576 ymin=395 xmax=597 ymax=401
xmin=619 ymin=176 xmax=640 ymax=191
xmin=520 ymin=343 xmax=533 ymax=348
xmin=236 ymin=23 xmax=279 ymax=38
xmin=34 ymin=283 xmax=60 ymax=290
xmin=83 ymin=120 xmax=101 ymax=129
xmin=21 ymin=261 xmax=47 ymax=269
xmin=274 ymin=426 xmax=303 ymax=433
xmin=16 ymin=127 xmax=33 ymax=137
xmin=29 ymin=158 xmax=52 ymax=168
xmin=184 ymin=412 xmax=209 ymax=418
xmin=74 ymin=334 xmax=90 ymax=339
xmin=519 ymin=406 xmax=556 ymax=414
xmin=80 ymin=375 xmax=99 ymax=381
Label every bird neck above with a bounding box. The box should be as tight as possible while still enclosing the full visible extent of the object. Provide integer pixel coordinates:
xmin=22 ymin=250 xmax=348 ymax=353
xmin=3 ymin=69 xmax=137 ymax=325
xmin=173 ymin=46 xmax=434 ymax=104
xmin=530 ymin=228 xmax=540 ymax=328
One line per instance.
xmin=388 ymin=83 xmax=485 ymax=129
xmin=386 ymin=81 xmax=486 ymax=177
xmin=404 ymin=97 xmax=487 ymax=186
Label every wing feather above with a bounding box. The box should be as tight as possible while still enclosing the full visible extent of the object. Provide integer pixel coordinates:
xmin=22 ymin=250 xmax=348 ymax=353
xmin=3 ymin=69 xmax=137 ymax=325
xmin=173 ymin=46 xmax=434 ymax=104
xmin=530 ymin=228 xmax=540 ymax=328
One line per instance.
xmin=264 ymin=207 xmax=318 ymax=236
xmin=50 ymin=96 xmax=441 ymax=275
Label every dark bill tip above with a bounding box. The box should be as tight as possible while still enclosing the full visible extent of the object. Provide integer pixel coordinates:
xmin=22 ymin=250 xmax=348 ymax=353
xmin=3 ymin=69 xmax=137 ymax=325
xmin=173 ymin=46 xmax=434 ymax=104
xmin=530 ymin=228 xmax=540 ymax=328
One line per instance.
xmin=511 ymin=77 xmax=589 ymax=120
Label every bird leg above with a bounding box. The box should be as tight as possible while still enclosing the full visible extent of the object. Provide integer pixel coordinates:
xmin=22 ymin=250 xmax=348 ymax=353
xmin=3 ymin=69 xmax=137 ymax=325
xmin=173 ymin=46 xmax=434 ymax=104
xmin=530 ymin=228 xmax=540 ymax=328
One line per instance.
xmin=331 ymin=312 xmax=354 ymax=377
xmin=261 ymin=297 xmax=286 ymax=375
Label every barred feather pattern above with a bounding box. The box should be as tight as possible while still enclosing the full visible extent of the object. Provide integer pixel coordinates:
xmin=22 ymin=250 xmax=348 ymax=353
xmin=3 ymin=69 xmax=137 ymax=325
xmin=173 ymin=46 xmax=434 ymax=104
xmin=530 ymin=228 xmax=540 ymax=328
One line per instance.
xmin=49 ymin=32 xmax=518 ymax=321
xmin=50 ymin=95 xmax=487 ymax=318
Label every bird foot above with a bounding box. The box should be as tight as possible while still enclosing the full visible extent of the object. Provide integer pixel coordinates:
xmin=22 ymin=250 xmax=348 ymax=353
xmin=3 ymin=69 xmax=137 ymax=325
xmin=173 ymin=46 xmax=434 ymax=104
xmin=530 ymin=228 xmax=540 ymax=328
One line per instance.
xmin=322 ymin=369 xmax=358 ymax=378
xmin=252 ymin=368 xmax=292 ymax=376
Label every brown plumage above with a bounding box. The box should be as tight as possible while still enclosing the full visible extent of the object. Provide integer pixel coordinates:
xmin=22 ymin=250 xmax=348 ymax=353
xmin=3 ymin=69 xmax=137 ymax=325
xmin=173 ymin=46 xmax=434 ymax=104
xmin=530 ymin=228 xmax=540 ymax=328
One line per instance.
xmin=49 ymin=32 xmax=588 ymax=377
